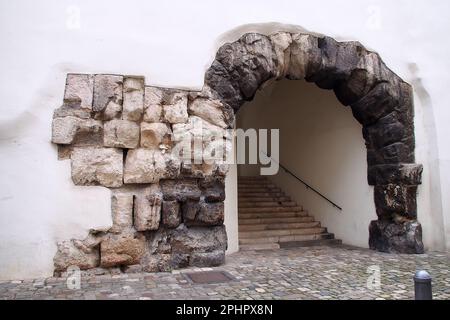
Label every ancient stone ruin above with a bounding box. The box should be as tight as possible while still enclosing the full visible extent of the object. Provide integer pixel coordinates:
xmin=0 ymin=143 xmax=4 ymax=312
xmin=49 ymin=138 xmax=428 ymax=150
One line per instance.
xmin=51 ymin=32 xmax=424 ymax=274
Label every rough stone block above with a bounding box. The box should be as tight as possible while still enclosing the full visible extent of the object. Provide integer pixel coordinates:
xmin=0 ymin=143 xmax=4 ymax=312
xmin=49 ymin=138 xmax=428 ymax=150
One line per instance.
xmin=123 ymin=76 xmax=144 ymax=121
xmin=160 ymin=179 xmax=201 ymax=201
xmin=103 ymin=119 xmax=140 ymax=149
xmin=184 ymin=201 xmax=224 ymax=227
xmin=143 ymin=86 xmax=163 ymax=122
xmin=140 ymin=122 xmax=172 ymax=150
xmin=269 ymin=32 xmax=292 ymax=79
xmin=93 ymin=75 xmax=123 ymax=116
xmin=188 ymin=97 xmax=228 ymax=128
xmin=100 ymin=232 xmax=146 ymax=267
xmin=141 ymin=253 xmax=172 ymax=272
xmin=374 ymin=184 xmax=417 ymax=219
xmin=162 ymin=200 xmax=181 ymax=228
xmin=200 ymin=178 xmax=225 ymax=202
xmin=71 ymin=147 xmax=123 ymax=187
xmin=163 ymin=90 xmax=188 ymax=124
xmin=54 ymin=240 xmax=99 ymax=272
xmin=124 ymin=149 xmax=180 ymax=184
xmin=287 ymin=34 xmax=321 ymax=80
xmin=63 ymin=74 xmax=94 ymax=111
xmin=110 ymin=193 xmax=134 ymax=233
xmin=190 ymin=250 xmax=225 ymax=267
xmin=134 ymin=191 xmax=162 ymax=231
xmin=368 ymin=163 xmax=423 ymax=186
xmin=170 ymin=225 xmax=227 ymax=254
xmin=369 ymin=219 xmax=424 ymax=254
xmin=52 ymin=116 xmax=103 ymax=145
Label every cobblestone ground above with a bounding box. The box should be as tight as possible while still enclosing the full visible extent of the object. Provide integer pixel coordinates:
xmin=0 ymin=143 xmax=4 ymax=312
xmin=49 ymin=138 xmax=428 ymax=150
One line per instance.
xmin=1 ymin=246 xmax=449 ymax=300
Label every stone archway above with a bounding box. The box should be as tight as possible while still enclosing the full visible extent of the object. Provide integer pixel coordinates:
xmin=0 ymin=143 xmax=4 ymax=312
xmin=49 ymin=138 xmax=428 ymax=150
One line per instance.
xmin=202 ymin=32 xmax=423 ymax=254
xmin=51 ymin=31 xmax=424 ymax=275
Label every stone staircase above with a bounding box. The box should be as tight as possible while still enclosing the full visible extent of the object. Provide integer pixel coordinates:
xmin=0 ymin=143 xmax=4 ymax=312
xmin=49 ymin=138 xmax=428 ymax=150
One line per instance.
xmin=238 ymin=176 xmax=342 ymax=251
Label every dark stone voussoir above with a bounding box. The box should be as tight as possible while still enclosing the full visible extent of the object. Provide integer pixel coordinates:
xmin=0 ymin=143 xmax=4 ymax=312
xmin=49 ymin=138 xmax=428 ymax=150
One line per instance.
xmin=309 ymin=38 xmax=363 ymax=90
xmin=367 ymin=142 xmax=414 ymax=166
xmin=368 ymin=163 xmax=423 ymax=186
xmin=369 ymin=219 xmax=424 ymax=254
xmin=351 ymin=82 xmax=401 ymax=126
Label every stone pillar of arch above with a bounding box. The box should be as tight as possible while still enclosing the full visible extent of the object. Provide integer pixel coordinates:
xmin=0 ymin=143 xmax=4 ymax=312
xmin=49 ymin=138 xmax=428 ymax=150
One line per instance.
xmin=203 ymin=32 xmax=424 ymax=254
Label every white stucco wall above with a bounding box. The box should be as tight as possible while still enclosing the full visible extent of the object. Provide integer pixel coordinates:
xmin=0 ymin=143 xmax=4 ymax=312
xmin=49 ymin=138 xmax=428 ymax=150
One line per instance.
xmin=0 ymin=0 xmax=449 ymax=280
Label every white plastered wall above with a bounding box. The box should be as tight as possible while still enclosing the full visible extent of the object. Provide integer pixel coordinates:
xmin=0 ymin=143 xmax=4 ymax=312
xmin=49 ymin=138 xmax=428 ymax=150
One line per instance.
xmin=0 ymin=0 xmax=448 ymax=280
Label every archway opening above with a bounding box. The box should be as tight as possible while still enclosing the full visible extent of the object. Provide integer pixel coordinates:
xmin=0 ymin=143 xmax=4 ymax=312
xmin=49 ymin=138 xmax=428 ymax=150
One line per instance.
xmin=204 ymin=32 xmax=424 ymax=253
xmin=235 ymin=79 xmax=374 ymax=249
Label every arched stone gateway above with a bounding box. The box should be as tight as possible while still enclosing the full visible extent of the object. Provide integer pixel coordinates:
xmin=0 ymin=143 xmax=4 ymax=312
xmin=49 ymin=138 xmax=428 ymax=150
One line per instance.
xmin=51 ymin=32 xmax=423 ymax=274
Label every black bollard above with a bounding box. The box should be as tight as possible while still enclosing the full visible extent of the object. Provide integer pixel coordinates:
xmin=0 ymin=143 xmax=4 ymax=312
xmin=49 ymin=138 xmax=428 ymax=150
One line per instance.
xmin=414 ymin=270 xmax=432 ymax=300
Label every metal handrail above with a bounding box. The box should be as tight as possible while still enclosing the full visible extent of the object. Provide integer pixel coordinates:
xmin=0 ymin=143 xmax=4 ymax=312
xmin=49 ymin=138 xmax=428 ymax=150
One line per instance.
xmin=260 ymin=152 xmax=342 ymax=211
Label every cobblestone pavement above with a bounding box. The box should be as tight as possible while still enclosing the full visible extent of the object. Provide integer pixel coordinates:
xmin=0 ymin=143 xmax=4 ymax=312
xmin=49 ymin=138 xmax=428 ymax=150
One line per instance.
xmin=1 ymin=245 xmax=449 ymax=300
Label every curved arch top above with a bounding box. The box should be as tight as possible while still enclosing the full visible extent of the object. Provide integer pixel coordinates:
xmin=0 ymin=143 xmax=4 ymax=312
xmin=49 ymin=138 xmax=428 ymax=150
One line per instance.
xmin=202 ymin=32 xmax=424 ymax=253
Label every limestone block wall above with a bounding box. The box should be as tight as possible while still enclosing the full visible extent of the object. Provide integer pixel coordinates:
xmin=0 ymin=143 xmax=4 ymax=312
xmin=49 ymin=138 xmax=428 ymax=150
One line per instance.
xmin=51 ymin=74 xmax=231 ymax=273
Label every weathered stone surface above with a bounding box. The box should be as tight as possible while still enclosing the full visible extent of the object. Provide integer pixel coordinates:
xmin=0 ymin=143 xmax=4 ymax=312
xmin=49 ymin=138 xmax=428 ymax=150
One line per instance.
xmin=143 ymin=86 xmax=163 ymax=122
xmin=216 ymin=33 xmax=277 ymax=101
xmin=180 ymin=162 xmax=217 ymax=178
xmin=367 ymin=142 xmax=414 ymax=166
xmin=71 ymin=147 xmax=123 ymax=187
xmin=134 ymin=189 xmax=162 ymax=231
xmin=140 ymin=122 xmax=172 ymax=150
xmin=124 ymin=149 xmax=180 ymax=183
xmin=100 ymin=232 xmax=146 ymax=267
xmin=63 ymin=74 xmax=94 ymax=111
xmin=93 ymin=75 xmax=123 ymax=114
xmin=204 ymin=59 xmax=244 ymax=111
xmin=110 ymin=193 xmax=133 ymax=233
xmin=369 ymin=219 xmax=424 ymax=254
xmin=287 ymin=33 xmax=322 ymax=80
xmin=363 ymin=112 xmax=412 ymax=150
xmin=123 ymin=77 xmax=144 ymax=121
xmin=160 ymin=179 xmax=201 ymax=201
xmin=141 ymin=253 xmax=172 ymax=272
xmin=52 ymin=116 xmax=103 ymax=145
xmin=368 ymin=163 xmax=423 ymax=186
xmin=162 ymin=200 xmax=181 ymax=228
xmin=199 ymin=178 xmax=225 ymax=202
xmin=103 ymin=119 xmax=140 ymax=149
xmin=374 ymin=184 xmax=417 ymax=219
xmin=184 ymin=201 xmax=224 ymax=227
xmin=190 ymin=250 xmax=225 ymax=267
xmin=54 ymin=240 xmax=99 ymax=272
xmin=162 ymin=90 xmax=188 ymax=124
xmin=170 ymin=224 xmax=227 ymax=254
xmin=188 ymin=97 xmax=229 ymax=129
xmin=351 ymin=82 xmax=400 ymax=126
xmin=333 ymin=51 xmax=389 ymax=106
xmin=269 ymin=32 xmax=292 ymax=79
xmin=309 ymin=38 xmax=363 ymax=89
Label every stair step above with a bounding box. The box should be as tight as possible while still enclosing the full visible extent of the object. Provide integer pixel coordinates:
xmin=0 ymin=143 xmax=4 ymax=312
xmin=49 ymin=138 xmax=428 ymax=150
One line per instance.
xmin=238 ymin=216 xmax=315 ymax=225
xmin=238 ymin=188 xmax=282 ymax=193
xmin=239 ymin=243 xmax=280 ymax=251
xmin=239 ymin=201 xmax=297 ymax=208
xmin=239 ymin=227 xmax=326 ymax=239
xmin=239 ymin=222 xmax=320 ymax=232
xmin=239 ymin=206 xmax=303 ymax=213
xmin=279 ymin=238 xmax=342 ymax=248
xmin=238 ymin=233 xmax=335 ymax=245
xmin=239 ymin=212 xmax=308 ymax=219
xmin=239 ymin=196 xmax=291 ymax=202
xmin=238 ymin=192 xmax=286 ymax=198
